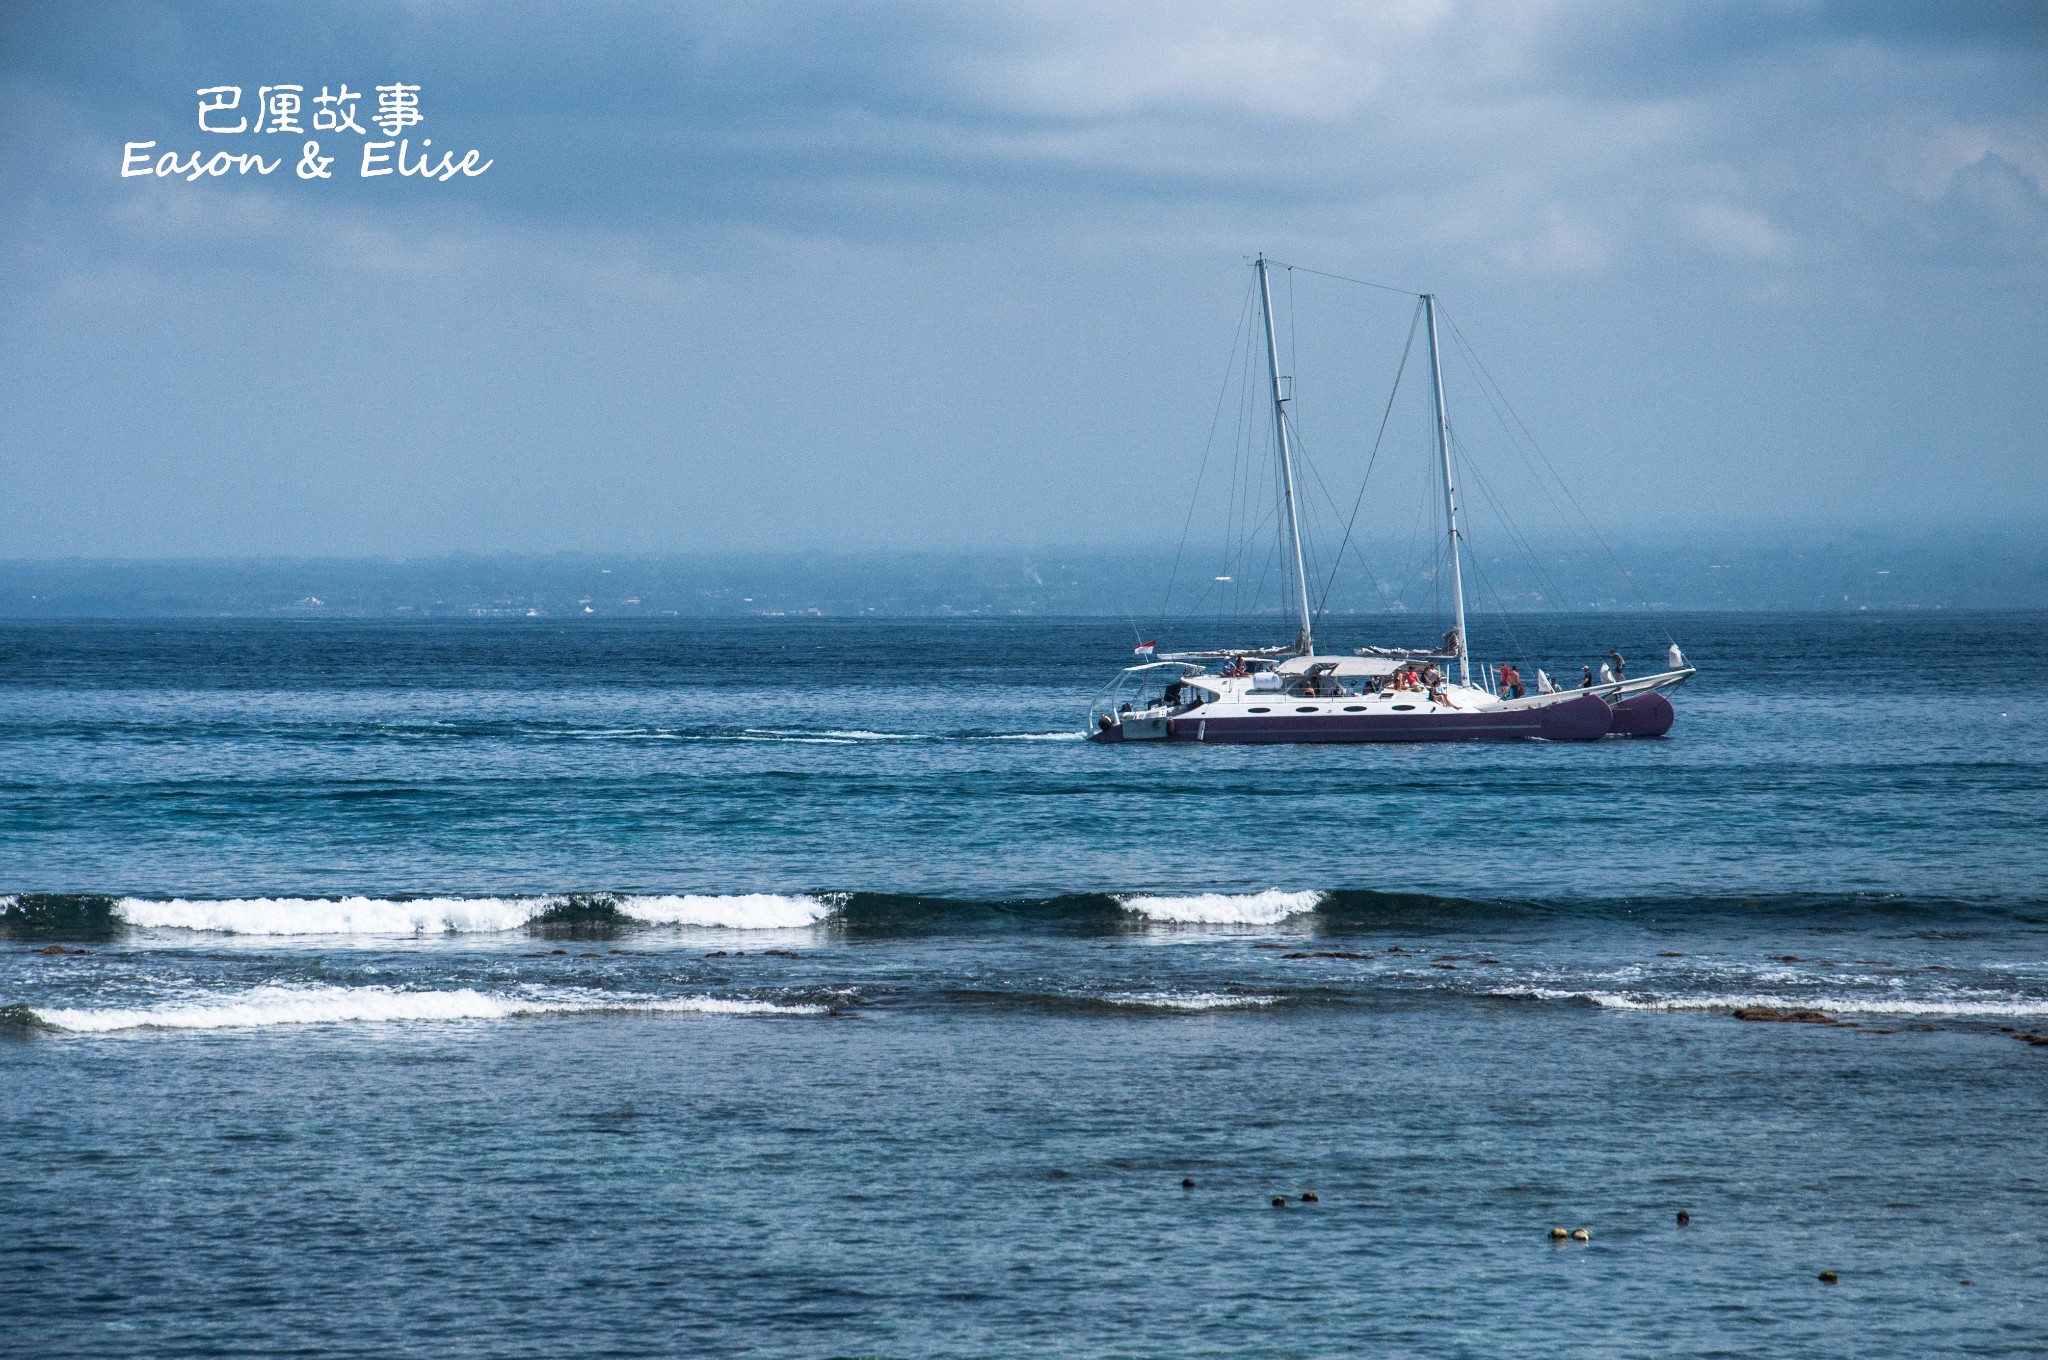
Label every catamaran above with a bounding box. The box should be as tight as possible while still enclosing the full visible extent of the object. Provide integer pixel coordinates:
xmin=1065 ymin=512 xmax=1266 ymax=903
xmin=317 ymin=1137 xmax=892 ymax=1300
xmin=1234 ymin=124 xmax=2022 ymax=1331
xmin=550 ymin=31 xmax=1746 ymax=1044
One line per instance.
xmin=1088 ymin=255 xmax=1693 ymax=745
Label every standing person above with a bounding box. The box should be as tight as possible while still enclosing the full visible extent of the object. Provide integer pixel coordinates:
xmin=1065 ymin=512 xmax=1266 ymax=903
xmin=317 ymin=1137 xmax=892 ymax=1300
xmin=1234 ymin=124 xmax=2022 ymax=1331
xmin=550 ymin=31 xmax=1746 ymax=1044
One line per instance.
xmin=1498 ymin=663 xmax=1524 ymax=699
xmin=1608 ymin=647 xmax=1626 ymax=680
xmin=1580 ymin=665 xmax=1594 ymax=688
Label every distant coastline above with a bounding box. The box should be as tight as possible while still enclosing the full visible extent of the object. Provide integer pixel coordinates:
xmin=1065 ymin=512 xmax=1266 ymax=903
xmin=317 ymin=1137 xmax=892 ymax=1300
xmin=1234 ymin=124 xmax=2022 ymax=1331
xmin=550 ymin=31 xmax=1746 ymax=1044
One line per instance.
xmin=4 ymin=528 xmax=2046 ymax=617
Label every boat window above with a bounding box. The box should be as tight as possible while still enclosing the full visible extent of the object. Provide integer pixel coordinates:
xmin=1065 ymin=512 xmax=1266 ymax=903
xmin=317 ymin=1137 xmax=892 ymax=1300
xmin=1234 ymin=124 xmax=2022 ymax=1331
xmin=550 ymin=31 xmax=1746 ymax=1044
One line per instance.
xmin=1342 ymin=705 xmax=1365 ymax=712
xmin=1248 ymin=707 xmax=1270 ymax=714
xmin=1295 ymin=706 xmax=1317 ymax=713
xmin=1392 ymin=704 xmax=1417 ymax=711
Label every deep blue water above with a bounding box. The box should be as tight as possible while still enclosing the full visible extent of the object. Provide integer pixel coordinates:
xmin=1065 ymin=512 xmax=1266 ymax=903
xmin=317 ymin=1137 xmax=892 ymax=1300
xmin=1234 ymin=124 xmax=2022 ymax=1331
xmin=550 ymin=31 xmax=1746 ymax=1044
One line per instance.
xmin=2 ymin=614 xmax=2045 ymax=1357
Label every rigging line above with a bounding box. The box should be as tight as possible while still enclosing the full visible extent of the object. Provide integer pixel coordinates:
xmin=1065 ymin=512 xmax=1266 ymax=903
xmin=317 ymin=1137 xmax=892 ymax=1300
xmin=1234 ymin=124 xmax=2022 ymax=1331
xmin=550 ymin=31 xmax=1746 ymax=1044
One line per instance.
xmin=1292 ymin=421 xmax=1393 ymax=624
xmin=1286 ymin=266 xmax=1300 ymax=406
xmin=1315 ymin=299 xmax=1424 ymax=622
xmin=1159 ymin=276 xmax=1258 ymax=625
xmin=1443 ymin=321 xmax=1593 ymax=572
xmin=1459 ymin=544 xmax=1536 ymax=680
xmin=1452 ymin=424 xmax=1578 ymax=613
xmin=1439 ymin=305 xmax=1673 ymax=639
xmin=1262 ymin=260 xmax=1420 ymax=298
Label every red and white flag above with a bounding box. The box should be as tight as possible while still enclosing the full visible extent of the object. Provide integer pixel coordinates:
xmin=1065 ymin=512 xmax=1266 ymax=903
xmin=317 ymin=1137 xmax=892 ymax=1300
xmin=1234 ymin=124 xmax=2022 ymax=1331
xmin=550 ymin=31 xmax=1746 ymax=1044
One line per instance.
xmin=1133 ymin=640 xmax=1157 ymax=657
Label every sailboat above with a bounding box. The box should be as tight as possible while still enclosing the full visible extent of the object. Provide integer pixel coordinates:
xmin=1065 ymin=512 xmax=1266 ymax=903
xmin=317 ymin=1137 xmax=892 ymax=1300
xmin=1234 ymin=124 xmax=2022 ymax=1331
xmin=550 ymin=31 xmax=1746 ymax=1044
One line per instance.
xmin=1087 ymin=255 xmax=1693 ymax=745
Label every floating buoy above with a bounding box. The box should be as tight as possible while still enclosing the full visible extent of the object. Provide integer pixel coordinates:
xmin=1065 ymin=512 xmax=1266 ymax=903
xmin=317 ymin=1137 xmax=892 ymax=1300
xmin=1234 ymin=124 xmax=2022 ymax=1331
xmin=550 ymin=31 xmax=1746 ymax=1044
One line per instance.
xmin=1676 ymin=1210 xmax=1691 ymax=1226
xmin=1301 ymin=1191 xmax=1319 ymax=1202
xmin=1571 ymin=1228 xmax=1591 ymax=1243
xmin=1818 ymin=1270 xmax=1838 ymax=1284
xmin=1549 ymin=1227 xmax=1568 ymax=1241
xmin=1272 ymin=1196 xmax=1287 ymax=1208
xmin=1181 ymin=1178 xmax=1196 ymax=1190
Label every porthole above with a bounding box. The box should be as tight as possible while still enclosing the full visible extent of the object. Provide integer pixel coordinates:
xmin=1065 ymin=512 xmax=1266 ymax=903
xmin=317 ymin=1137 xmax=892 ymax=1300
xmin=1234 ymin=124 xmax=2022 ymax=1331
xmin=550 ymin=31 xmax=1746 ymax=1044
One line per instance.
xmin=1342 ymin=705 xmax=1366 ymax=712
xmin=1248 ymin=707 xmax=1271 ymax=714
xmin=1392 ymin=704 xmax=1417 ymax=711
xmin=1295 ymin=706 xmax=1317 ymax=713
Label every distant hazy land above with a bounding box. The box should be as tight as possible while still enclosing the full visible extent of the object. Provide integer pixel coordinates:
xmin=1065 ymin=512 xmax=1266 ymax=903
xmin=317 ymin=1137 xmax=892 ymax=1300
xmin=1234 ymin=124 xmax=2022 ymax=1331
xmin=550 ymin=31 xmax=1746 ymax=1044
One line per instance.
xmin=3 ymin=529 xmax=2043 ymax=618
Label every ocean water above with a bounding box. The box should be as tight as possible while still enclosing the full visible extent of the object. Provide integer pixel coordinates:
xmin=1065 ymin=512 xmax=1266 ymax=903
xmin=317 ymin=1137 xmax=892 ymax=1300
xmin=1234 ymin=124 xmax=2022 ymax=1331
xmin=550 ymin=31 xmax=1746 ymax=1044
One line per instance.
xmin=2 ymin=613 xmax=2045 ymax=1358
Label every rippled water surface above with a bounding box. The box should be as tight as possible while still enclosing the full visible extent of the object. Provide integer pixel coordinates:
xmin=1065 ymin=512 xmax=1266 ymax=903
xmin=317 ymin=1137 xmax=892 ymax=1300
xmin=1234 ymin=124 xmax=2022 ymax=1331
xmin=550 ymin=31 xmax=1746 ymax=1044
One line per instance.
xmin=2 ymin=615 xmax=2045 ymax=1357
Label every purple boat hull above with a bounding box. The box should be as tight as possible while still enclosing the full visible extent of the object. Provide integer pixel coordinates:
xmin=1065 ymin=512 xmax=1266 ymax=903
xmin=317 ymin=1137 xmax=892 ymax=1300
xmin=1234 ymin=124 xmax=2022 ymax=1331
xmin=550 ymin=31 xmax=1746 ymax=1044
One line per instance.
xmin=1607 ymin=691 xmax=1676 ymax=737
xmin=1091 ymin=691 xmax=1614 ymax=744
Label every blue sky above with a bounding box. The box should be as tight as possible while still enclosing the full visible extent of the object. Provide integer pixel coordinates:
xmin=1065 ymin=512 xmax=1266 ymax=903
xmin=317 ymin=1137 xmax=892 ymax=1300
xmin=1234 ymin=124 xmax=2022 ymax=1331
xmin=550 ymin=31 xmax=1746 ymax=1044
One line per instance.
xmin=2 ymin=1 xmax=2044 ymax=556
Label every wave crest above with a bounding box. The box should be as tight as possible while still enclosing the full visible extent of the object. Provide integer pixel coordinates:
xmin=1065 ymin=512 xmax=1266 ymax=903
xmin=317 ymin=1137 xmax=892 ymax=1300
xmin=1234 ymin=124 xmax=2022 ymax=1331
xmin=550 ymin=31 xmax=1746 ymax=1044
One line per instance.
xmin=29 ymin=984 xmax=827 ymax=1033
xmin=1116 ymin=889 xmax=1323 ymax=925
xmin=105 ymin=893 xmax=840 ymax=937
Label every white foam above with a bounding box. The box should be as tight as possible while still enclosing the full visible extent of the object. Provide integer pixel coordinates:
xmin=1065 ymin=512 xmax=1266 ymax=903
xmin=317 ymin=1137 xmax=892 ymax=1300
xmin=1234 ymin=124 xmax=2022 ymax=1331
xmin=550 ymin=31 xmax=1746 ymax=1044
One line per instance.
xmin=1116 ymin=889 xmax=1323 ymax=925
xmin=1104 ymin=991 xmax=1278 ymax=1011
xmin=615 ymin=893 xmax=838 ymax=930
xmin=985 ymin=731 xmax=1088 ymax=742
xmin=1502 ymin=987 xmax=2048 ymax=1018
xmin=116 ymin=896 xmax=542 ymax=936
xmin=109 ymin=893 xmax=842 ymax=937
xmin=31 ymin=984 xmax=826 ymax=1033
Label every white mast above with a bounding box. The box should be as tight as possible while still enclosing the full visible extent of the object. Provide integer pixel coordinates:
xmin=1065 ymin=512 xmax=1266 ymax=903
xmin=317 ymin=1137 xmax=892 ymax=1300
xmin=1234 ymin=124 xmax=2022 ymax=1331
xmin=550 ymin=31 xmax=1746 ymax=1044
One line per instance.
xmin=1256 ymin=254 xmax=1314 ymax=654
xmin=1422 ymin=293 xmax=1469 ymax=687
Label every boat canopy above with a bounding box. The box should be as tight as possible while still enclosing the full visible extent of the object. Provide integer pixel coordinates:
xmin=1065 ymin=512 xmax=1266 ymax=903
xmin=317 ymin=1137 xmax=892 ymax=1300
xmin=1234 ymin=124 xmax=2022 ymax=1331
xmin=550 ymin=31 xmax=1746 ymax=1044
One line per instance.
xmin=1275 ymin=654 xmax=1400 ymax=677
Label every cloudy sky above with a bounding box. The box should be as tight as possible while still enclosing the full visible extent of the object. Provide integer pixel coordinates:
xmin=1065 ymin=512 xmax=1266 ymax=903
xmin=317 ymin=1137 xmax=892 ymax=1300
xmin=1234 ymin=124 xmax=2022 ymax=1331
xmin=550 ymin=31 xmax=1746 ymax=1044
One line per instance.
xmin=2 ymin=0 xmax=2044 ymax=556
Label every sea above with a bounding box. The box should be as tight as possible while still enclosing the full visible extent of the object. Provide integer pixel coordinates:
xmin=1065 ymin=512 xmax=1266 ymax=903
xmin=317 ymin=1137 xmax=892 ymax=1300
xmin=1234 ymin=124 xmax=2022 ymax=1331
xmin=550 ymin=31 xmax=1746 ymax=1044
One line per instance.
xmin=2 ymin=611 xmax=2044 ymax=1358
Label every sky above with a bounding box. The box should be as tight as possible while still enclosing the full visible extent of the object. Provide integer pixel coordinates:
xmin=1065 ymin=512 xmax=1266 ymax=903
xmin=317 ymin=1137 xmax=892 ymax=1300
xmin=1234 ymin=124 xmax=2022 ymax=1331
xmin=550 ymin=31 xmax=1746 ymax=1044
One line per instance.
xmin=2 ymin=0 xmax=2045 ymax=557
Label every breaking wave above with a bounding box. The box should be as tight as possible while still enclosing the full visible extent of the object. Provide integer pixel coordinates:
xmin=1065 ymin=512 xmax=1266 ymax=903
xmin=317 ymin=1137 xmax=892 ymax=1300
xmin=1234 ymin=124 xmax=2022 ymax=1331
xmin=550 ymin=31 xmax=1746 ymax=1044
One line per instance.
xmin=1502 ymin=987 xmax=2048 ymax=1019
xmin=1116 ymin=890 xmax=1323 ymax=925
xmin=26 ymin=984 xmax=827 ymax=1033
xmin=1100 ymin=991 xmax=1280 ymax=1011
xmin=0 ymin=893 xmax=844 ymax=938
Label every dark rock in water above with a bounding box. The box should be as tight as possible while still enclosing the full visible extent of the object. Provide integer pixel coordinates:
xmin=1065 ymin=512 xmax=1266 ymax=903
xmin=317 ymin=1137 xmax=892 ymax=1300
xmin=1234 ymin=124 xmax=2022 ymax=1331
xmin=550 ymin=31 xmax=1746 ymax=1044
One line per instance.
xmin=0 ymin=1004 xmax=53 ymax=1036
xmin=1677 ymin=1210 xmax=1691 ymax=1226
xmin=525 ymin=893 xmax=630 ymax=940
xmin=0 ymin=893 xmax=124 ymax=944
xmin=1776 ymin=955 xmax=1802 ymax=963
xmin=1818 ymin=1270 xmax=1838 ymax=1284
xmin=1300 ymin=1191 xmax=1319 ymax=1203
xmin=761 ymin=949 xmax=800 ymax=958
xmin=1279 ymin=951 xmax=1372 ymax=960
xmin=2018 ymin=1033 xmax=2048 ymax=1047
xmin=1658 ymin=951 xmax=1685 ymax=958
xmin=1571 ymin=1228 xmax=1591 ymax=1242
xmin=1181 ymin=1177 xmax=1196 ymax=1190
xmin=1549 ymin=1226 xmax=1568 ymax=1241
xmin=1271 ymin=1196 xmax=1287 ymax=1207
xmin=36 ymin=944 xmax=91 ymax=955
xmin=1734 ymin=1007 xmax=1837 ymax=1024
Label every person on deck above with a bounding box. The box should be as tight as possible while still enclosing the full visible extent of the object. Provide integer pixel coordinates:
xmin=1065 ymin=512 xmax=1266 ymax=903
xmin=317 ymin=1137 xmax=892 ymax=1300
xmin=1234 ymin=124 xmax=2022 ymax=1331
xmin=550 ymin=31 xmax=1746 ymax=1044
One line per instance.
xmin=1608 ymin=647 xmax=1626 ymax=680
xmin=1580 ymin=665 xmax=1594 ymax=688
xmin=1498 ymin=663 xmax=1524 ymax=700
